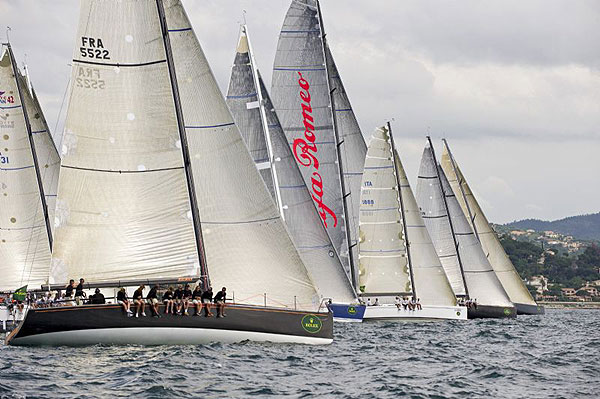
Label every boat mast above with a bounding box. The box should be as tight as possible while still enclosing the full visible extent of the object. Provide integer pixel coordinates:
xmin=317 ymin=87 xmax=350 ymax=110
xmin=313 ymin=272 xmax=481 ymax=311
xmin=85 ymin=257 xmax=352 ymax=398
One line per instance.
xmin=427 ymin=136 xmax=469 ymax=298
xmin=155 ymin=0 xmax=210 ymax=289
xmin=6 ymin=42 xmax=53 ymax=251
xmin=388 ymin=123 xmax=417 ymax=298
xmin=442 ymin=139 xmax=480 ymax=242
xmin=316 ymin=0 xmax=357 ymax=288
xmin=244 ymin=25 xmax=285 ymax=220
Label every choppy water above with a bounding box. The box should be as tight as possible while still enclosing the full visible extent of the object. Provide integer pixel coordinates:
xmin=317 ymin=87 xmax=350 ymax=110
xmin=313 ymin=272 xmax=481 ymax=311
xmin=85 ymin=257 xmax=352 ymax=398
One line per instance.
xmin=0 ymin=309 xmax=598 ymax=398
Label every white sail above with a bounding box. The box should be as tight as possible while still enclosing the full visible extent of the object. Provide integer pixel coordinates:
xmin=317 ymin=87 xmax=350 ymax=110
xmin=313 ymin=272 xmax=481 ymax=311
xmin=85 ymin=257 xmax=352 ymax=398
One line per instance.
xmin=17 ymin=74 xmax=61 ymax=236
xmin=325 ymin=44 xmax=366 ymax=286
xmin=358 ymin=126 xmax=412 ymax=295
xmin=225 ymin=30 xmax=276 ymax=200
xmin=51 ymin=0 xmax=200 ymax=285
xmin=0 ymin=45 xmax=52 ymax=291
xmin=271 ymin=0 xmax=351 ymax=278
xmin=440 ymin=142 xmax=537 ymax=307
xmin=416 ymin=147 xmax=467 ymax=296
xmin=417 ymin=145 xmax=513 ymax=308
xmin=225 ymin=27 xmax=356 ymax=304
xmin=393 ymin=150 xmax=456 ymax=306
xmin=164 ymin=0 xmax=319 ymax=309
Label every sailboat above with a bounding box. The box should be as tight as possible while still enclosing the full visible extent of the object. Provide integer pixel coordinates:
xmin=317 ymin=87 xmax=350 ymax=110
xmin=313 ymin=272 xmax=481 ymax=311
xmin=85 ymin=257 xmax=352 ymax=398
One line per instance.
xmin=226 ymin=25 xmax=364 ymax=322
xmin=0 ymin=43 xmax=58 ymax=293
xmin=271 ymin=0 xmax=366 ymax=290
xmin=440 ymin=140 xmax=544 ymax=315
xmin=7 ymin=0 xmax=332 ymax=346
xmin=416 ymin=138 xmax=516 ymax=318
xmin=358 ymin=124 xmax=466 ymax=320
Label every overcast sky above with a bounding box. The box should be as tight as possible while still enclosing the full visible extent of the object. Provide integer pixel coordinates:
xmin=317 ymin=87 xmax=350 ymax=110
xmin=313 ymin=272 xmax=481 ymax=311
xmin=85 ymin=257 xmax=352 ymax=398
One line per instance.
xmin=2 ymin=0 xmax=598 ymax=224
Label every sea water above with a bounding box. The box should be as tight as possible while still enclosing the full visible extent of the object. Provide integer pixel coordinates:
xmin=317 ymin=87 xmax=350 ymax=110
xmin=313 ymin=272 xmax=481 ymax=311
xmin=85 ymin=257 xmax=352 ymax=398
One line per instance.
xmin=0 ymin=309 xmax=598 ymax=398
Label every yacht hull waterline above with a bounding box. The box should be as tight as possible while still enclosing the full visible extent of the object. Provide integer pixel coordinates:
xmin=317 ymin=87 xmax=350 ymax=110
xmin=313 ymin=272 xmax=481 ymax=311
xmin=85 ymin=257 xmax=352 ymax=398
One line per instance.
xmin=515 ymin=303 xmax=545 ymax=315
xmin=467 ymin=305 xmax=517 ymax=319
xmin=6 ymin=304 xmax=333 ymax=346
xmin=363 ymin=305 xmax=467 ymax=321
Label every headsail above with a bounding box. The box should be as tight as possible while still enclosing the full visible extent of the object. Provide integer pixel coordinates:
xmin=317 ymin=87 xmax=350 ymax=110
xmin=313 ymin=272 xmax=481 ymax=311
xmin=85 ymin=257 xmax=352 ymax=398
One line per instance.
xmin=325 ymin=43 xmax=366 ymax=287
xmin=163 ymin=0 xmax=319 ymax=309
xmin=440 ymin=140 xmax=537 ymax=307
xmin=226 ymin=26 xmax=356 ymax=304
xmin=271 ymin=0 xmax=351 ymax=279
xmin=17 ymin=74 xmax=61 ymax=237
xmin=358 ymin=126 xmax=412 ymax=295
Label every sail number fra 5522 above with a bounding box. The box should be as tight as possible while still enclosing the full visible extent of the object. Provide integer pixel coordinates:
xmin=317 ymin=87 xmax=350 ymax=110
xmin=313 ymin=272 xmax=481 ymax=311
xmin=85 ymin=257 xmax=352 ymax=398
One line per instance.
xmin=79 ymin=37 xmax=110 ymax=60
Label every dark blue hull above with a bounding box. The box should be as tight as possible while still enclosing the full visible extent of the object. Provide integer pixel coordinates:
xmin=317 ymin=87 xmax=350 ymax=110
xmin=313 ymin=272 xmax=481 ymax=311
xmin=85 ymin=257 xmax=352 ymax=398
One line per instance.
xmin=328 ymin=303 xmax=365 ymax=322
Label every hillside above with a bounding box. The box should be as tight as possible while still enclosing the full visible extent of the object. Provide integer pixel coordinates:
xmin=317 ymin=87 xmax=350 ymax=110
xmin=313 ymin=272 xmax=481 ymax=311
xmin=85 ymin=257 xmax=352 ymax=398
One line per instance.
xmin=504 ymin=212 xmax=600 ymax=241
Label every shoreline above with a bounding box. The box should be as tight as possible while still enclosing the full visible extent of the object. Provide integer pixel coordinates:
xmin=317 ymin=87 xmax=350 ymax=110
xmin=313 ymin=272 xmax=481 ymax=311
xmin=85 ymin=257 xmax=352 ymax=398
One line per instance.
xmin=539 ymin=301 xmax=600 ymax=309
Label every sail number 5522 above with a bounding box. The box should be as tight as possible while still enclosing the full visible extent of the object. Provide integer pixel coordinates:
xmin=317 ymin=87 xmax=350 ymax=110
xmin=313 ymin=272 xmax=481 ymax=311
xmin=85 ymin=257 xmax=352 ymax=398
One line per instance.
xmin=79 ymin=37 xmax=110 ymax=60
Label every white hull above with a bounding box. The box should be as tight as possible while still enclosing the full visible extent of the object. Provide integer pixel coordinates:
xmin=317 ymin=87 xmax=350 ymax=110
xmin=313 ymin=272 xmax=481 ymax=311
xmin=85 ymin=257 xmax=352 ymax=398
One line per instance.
xmin=363 ymin=304 xmax=467 ymax=321
xmin=9 ymin=327 xmax=333 ymax=346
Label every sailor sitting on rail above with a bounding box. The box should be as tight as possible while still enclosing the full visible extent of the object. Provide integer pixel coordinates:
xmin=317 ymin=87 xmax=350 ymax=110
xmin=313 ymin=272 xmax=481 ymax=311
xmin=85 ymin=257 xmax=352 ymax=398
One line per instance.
xmin=132 ymin=285 xmax=146 ymax=318
xmin=117 ymin=287 xmax=133 ymax=316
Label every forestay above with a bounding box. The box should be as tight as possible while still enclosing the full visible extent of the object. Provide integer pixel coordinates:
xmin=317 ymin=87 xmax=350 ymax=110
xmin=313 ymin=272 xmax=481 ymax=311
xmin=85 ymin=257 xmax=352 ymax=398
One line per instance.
xmin=271 ymin=0 xmax=350 ymax=277
xmin=358 ymin=126 xmax=411 ymax=295
xmin=0 ymin=45 xmax=53 ymax=291
xmin=164 ymin=0 xmax=319 ymax=309
xmin=225 ymin=27 xmax=356 ymax=304
xmin=416 ymin=147 xmax=467 ymax=296
xmin=325 ymin=44 xmax=366 ymax=286
xmin=440 ymin=142 xmax=537 ymax=307
xmin=393 ymin=148 xmax=456 ymax=306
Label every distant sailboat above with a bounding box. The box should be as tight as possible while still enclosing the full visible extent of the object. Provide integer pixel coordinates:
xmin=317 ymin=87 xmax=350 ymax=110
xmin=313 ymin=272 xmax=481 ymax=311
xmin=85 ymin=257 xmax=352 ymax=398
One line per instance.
xmin=7 ymin=0 xmax=332 ymax=346
xmin=440 ymin=139 xmax=544 ymax=315
xmin=226 ymin=25 xmax=364 ymax=322
xmin=0 ymin=43 xmax=58 ymax=293
xmin=416 ymin=138 xmax=516 ymax=318
xmin=271 ymin=0 xmax=366 ymax=287
xmin=358 ymin=124 xmax=465 ymax=320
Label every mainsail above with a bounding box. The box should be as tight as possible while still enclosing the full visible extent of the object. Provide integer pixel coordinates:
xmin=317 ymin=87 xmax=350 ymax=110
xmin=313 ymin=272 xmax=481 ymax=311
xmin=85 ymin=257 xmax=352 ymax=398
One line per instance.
xmin=416 ymin=145 xmax=467 ymax=296
xmin=226 ymin=26 xmax=356 ymax=304
xmin=417 ymin=142 xmax=513 ymax=308
xmin=0 ymin=44 xmax=55 ymax=291
xmin=52 ymin=0 xmax=319 ymax=310
xmin=225 ymin=28 xmax=277 ymax=201
xmin=271 ymin=0 xmax=354 ymax=281
xmin=440 ymin=140 xmax=538 ymax=308
xmin=358 ymin=126 xmax=412 ymax=295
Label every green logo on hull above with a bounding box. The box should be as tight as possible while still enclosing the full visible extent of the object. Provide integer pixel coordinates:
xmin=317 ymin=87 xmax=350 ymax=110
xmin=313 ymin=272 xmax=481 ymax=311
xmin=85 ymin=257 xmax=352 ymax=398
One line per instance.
xmin=301 ymin=314 xmax=322 ymax=333
xmin=347 ymin=306 xmax=357 ymax=315
xmin=503 ymin=308 xmax=512 ymax=316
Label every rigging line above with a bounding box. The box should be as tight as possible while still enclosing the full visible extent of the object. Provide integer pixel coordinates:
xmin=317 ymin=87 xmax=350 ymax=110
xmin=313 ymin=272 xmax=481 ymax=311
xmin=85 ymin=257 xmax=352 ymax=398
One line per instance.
xmin=61 ymin=165 xmax=183 ymax=174
xmin=55 ymin=64 xmax=72 ymax=155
